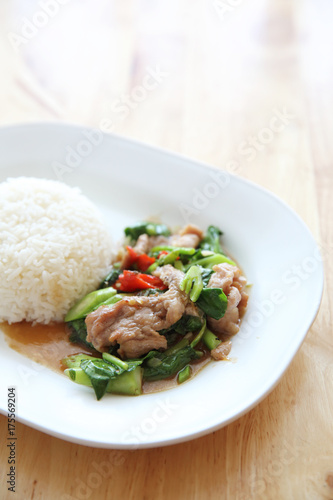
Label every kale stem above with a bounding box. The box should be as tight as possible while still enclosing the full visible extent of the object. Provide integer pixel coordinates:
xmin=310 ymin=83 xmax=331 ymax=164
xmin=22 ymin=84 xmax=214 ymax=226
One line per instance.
xmin=102 ymin=352 xmax=129 ymax=370
xmin=151 ymin=246 xmax=196 ymax=255
xmin=190 ymin=319 xmax=207 ymax=348
xmin=178 ymin=365 xmax=191 ymax=384
xmin=65 ymin=287 xmax=117 ymax=322
xmin=164 ymin=337 xmax=189 ymax=356
xmin=98 ymin=294 xmax=123 ymax=307
xmin=65 ymin=368 xmax=91 ymax=385
xmin=180 ymin=265 xmax=203 ymax=302
xmin=185 ymin=254 xmax=236 ymax=271
xmin=174 ymin=260 xmax=185 ymax=271
xmin=202 ymin=328 xmax=221 ymax=350
xmin=64 ymin=367 xmax=143 ymax=396
xmin=62 ymin=354 xmax=96 ymax=369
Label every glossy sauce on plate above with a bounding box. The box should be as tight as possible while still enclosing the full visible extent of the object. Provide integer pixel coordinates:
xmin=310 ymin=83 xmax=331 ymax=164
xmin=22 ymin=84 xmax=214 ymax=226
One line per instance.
xmin=1 ymin=321 xmax=93 ymax=372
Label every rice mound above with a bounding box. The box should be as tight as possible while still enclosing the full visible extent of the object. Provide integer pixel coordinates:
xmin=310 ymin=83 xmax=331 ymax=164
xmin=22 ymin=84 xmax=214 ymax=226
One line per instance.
xmin=0 ymin=177 xmax=113 ymax=324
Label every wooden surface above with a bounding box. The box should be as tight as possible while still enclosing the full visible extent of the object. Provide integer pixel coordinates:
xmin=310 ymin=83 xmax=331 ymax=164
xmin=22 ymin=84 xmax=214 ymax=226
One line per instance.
xmin=0 ymin=1 xmax=332 ymax=499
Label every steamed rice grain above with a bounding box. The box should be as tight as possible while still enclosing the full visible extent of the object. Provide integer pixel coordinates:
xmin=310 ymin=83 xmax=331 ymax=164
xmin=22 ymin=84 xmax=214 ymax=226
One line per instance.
xmin=0 ymin=177 xmax=113 ymax=324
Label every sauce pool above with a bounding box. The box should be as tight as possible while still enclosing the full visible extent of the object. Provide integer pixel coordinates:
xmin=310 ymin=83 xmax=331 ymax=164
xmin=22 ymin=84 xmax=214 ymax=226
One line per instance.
xmin=1 ymin=321 xmax=93 ymax=373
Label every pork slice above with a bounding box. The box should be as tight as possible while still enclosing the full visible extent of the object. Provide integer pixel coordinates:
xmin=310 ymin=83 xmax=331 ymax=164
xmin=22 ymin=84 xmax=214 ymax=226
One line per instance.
xmin=179 ymin=224 xmax=204 ymax=238
xmin=185 ymin=300 xmax=201 ymax=318
xmin=211 ymin=340 xmax=232 ymax=360
xmin=148 ymin=265 xmax=188 ymax=325
xmin=86 ymin=265 xmax=189 ymax=359
xmin=133 ymin=234 xmax=150 ymax=255
xmin=85 ymin=297 xmax=167 ymax=358
xmin=207 ymin=263 xmax=248 ymax=336
xmin=169 ymin=224 xmax=204 ymax=248
xmin=146 ymin=235 xmax=170 ymax=250
xmin=144 ymin=224 xmax=204 ymax=251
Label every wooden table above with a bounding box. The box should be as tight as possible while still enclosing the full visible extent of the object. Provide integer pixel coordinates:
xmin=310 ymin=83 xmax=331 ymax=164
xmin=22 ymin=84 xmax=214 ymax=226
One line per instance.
xmin=0 ymin=1 xmax=332 ymax=499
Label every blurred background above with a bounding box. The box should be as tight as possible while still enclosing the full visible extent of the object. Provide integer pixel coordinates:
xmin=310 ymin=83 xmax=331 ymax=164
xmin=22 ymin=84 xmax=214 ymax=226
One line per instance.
xmin=0 ymin=0 xmax=332 ymax=217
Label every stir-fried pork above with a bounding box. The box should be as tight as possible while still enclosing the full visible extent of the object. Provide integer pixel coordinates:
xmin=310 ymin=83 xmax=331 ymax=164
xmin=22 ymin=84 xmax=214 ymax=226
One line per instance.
xmin=169 ymin=224 xmax=204 ymax=249
xmin=211 ymin=340 xmax=232 ymax=360
xmin=207 ymin=263 xmax=248 ymax=336
xmin=86 ymin=265 xmax=190 ymax=359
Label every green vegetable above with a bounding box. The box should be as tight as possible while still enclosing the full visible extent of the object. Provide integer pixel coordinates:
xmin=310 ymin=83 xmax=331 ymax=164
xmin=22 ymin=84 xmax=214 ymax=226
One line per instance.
xmin=64 ymin=366 xmax=143 ymax=396
xmin=150 ymin=246 xmax=196 ymax=255
xmin=107 ymin=367 xmax=142 ymax=395
xmin=100 ymin=268 xmax=122 ymax=288
xmin=124 ymin=222 xmax=170 ymax=241
xmin=177 ymin=365 xmax=191 ymax=384
xmin=202 ymin=328 xmax=221 ymax=350
xmin=98 ymin=294 xmax=123 ymax=307
xmin=164 ymin=337 xmax=189 ymax=355
xmin=174 ymin=260 xmax=185 ymax=271
xmin=147 ymin=249 xmax=180 ymax=273
xmin=143 ymin=340 xmax=199 ymax=381
xmin=80 ymin=358 xmax=125 ymax=400
xmin=200 ymin=267 xmax=214 ymax=286
xmin=148 ymin=247 xmax=196 ymax=273
xmin=145 ymin=357 xmax=163 ymax=368
xmin=163 ymin=331 xmax=178 ymax=346
xmin=200 ymin=225 xmax=225 ymax=254
xmin=180 ymin=265 xmax=203 ymax=302
xmin=67 ymin=319 xmax=95 ymax=350
xmin=158 ymin=314 xmax=203 ymax=336
xmin=82 ymin=357 xmax=142 ymax=400
xmin=102 ymin=352 xmax=129 ymax=370
xmin=63 ymin=353 xmax=144 ymax=399
xmin=190 ymin=319 xmax=207 ymax=348
xmin=66 ymin=367 xmax=91 ymax=385
xmin=63 ymin=354 xmax=96 ymax=368
xmin=65 ymin=287 xmax=117 ymax=322
xmin=186 ymin=253 xmax=236 ymax=270
xmin=196 ymin=288 xmax=228 ymax=320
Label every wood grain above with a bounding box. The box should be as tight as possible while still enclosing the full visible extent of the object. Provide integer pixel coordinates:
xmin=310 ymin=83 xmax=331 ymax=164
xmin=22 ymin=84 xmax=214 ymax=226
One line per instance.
xmin=0 ymin=0 xmax=332 ymax=499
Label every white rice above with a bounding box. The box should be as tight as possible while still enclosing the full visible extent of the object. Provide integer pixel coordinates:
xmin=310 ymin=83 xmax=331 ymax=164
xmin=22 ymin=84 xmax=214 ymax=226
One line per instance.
xmin=0 ymin=177 xmax=113 ymax=324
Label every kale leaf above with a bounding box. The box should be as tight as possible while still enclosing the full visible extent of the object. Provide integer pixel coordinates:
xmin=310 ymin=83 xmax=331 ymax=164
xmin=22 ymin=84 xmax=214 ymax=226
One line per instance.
xmin=200 ymin=225 xmax=225 ymax=255
xmin=158 ymin=314 xmax=203 ymax=336
xmin=68 ymin=319 xmax=95 ymax=350
xmin=100 ymin=268 xmax=122 ymax=288
xmin=124 ymin=221 xmax=170 ymax=241
xmin=196 ymin=288 xmax=228 ymax=320
xmin=143 ymin=345 xmax=199 ymax=381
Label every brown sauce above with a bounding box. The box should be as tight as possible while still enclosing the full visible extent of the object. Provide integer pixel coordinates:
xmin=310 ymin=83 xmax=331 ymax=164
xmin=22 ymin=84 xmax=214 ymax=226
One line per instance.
xmin=0 ymin=321 xmax=212 ymax=395
xmin=143 ymin=355 xmax=211 ymax=393
xmin=1 ymin=321 xmax=93 ymax=373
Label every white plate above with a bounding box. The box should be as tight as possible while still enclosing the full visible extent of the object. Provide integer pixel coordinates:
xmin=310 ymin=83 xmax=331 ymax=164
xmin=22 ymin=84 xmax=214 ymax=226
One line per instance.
xmin=0 ymin=123 xmax=323 ymax=449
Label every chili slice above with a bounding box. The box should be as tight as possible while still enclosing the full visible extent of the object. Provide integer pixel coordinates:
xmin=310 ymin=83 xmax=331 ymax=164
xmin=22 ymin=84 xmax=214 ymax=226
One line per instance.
xmin=114 ymin=270 xmax=167 ymax=292
xmin=136 ymin=253 xmax=156 ymax=272
xmin=125 ymin=246 xmax=138 ymax=267
xmin=125 ymin=246 xmax=156 ymax=272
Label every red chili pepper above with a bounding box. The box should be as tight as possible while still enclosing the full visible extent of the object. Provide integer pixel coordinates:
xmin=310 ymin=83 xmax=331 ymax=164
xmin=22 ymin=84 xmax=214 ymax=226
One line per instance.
xmin=125 ymin=246 xmax=156 ymax=272
xmin=157 ymin=251 xmax=169 ymax=258
xmin=114 ymin=270 xmax=167 ymax=292
xmin=125 ymin=246 xmax=138 ymax=267
xmin=136 ymin=253 xmax=156 ymax=272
